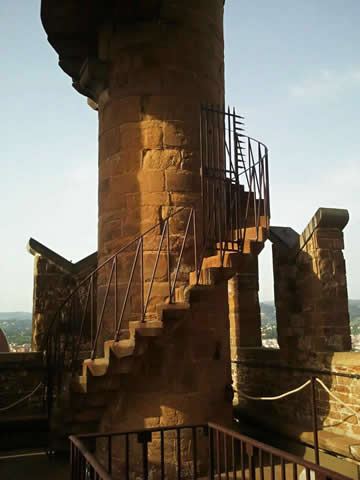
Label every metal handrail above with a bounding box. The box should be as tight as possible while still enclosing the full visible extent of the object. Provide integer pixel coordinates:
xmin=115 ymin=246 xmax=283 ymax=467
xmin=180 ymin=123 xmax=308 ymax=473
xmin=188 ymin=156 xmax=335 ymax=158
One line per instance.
xmin=46 ymin=207 xmax=200 ymax=413
xmin=69 ymin=422 xmax=351 ymax=480
xmin=200 ymin=105 xmax=270 ymax=255
xmin=208 ymin=422 xmax=350 ymax=480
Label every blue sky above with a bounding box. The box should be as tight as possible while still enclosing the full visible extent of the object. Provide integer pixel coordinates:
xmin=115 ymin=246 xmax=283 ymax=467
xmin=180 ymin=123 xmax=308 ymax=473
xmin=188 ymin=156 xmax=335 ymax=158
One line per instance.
xmin=1 ymin=1 xmax=359 ymax=311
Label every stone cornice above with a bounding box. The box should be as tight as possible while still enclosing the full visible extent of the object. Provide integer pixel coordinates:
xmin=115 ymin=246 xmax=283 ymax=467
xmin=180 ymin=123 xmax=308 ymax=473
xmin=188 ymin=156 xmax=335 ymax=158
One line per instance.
xmin=27 ymin=237 xmax=97 ymax=275
xmin=299 ymin=208 xmax=349 ymax=249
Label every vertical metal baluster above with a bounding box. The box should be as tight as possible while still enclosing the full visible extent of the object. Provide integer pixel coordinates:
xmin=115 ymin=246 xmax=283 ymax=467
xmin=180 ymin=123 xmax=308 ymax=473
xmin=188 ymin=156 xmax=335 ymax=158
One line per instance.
xmin=281 ymin=457 xmax=286 ymax=480
xmin=192 ymin=427 xmax=198 ymax=480
xmin=270 ymin=454 xmax=275 ymax=480
xmin=224 ymin=433 xmax=229 ymax=480
xmin=140 ymin=238 xmax=144 ymax=322
xmin=247 ymin=445 xmax=254 ymax=480
xmin=265 ymin=148 xmax=270 ymax=226
xmin=209 ymin=427 xmax=215 ymax=480
xmin=216 ymin=430 xmax=220 ymax=480
xmin=240 ymin=440 xmax=245 ymax=480
xmin=293 ymin=463 xmax=297 ymax=480
xmin=90 ymin=275 xmax=94 ymax=350
xmin=161 ymin=430 xmax=165 ymax=480
xmin=70 ymin=443 xmax=73 ymax=480
xmin=259 ymin=448 xmax=264 ymax=480
xmin=305 ymin=468 xmax=311 ymax=480
xmin=200 ymin=107 xmax=205 ymax=248
xmin=177 ymin=429 xmax=181 ymax=480
xmin=108 ymin=435 xmax=112 ymax=474
xmin=193 ymin=210 xmax=198 ymax=278
xmin=311 ymin=376 xmax=320 ymax=465
xmin=166 ymin=220 xmax=171 ymax=302
xmin=232 ymin=437 xmax=236 ymax=480
xmin=216 ymin=107 xmax=223 ymax=252
xmin=114 ymin=257 xmax=117 ymax=336
xmin=143 ymin=437 xmax=149 ymax=480
xmin=126 ymin=434 xmax=130 ymax=480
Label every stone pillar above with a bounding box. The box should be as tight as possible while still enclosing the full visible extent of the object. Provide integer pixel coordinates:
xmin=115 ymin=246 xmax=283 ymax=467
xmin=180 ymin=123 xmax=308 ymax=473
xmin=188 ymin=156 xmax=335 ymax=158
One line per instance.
xmin=296 ymin=208 xmax=351 ymax=351
xmin=272 ymin=209 xmax=351 ymax=352
xmin=228 ymin=254 xmax=262 ymax=352
xmin=96 ymin=1 xmax=225 ymax=335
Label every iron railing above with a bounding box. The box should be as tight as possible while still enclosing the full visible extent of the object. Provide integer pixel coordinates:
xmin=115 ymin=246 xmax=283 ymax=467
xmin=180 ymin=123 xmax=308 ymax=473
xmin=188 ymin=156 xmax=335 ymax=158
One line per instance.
xmin=200 ymin=105 xmax=270 ymax=256
xmin=46 ymin=207 xmax=199 ymax=413
xmin=70 ymin=423 xmax=350 ymax=480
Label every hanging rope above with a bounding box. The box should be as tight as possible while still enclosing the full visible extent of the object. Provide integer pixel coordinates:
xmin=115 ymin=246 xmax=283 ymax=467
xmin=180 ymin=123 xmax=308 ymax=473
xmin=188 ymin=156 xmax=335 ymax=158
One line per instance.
xmin=236 ymin=376 xmax=360 ymax=426
xmin=0 ymin=383 xmax=44 ymax=412
xmin=315 ymin=377 xmax=360 ymax=422
xmin=235 ymin=379 xmax=311 ymax=401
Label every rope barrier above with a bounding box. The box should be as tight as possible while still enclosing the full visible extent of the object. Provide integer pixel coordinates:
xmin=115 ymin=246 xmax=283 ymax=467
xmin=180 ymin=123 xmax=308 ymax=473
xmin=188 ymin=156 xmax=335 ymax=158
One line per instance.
xmin=0 ymin=383 xmax=44 ymax=412
xmin=235 ymin=379 xmax=311 ymax=401
xmin=236 ymin=376 xmax=360 ymax=424
xmin=315 ymin=377 xmax=360 ymax=423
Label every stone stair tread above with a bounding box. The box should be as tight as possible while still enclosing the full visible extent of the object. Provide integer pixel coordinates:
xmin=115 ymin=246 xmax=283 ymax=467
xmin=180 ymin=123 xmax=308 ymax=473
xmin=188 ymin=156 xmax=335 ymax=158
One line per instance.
xmin=83 ymin=357 xmax=109 ymax=377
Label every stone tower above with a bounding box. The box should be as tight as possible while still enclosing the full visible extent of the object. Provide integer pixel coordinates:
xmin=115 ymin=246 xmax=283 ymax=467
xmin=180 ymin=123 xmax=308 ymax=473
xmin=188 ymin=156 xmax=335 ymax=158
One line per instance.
xmin=41 ymin=0 xmax=225 ymax=337
xmin=40 ymin=1 xmax=233 ymax=473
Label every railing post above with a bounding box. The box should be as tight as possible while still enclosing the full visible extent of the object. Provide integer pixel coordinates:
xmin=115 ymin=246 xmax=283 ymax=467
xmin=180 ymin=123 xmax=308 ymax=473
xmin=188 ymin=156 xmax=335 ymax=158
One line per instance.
xmin=311 ymin=376 xmax=320 ymax=465
xmin=137 ymin=431 xmax=152 ymax=480
xmin=166 ymin=220 xmax=172 ymax=303
xmin=209 ymin=427 xmax=215 ymax=480
xmin=193 ymin=209 xmax=198 ymax=277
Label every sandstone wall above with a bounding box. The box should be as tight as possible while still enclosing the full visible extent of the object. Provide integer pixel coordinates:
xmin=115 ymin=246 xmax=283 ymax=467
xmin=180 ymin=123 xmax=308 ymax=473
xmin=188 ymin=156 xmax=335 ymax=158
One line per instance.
xmin=0 ymin=352 xmax=45 ymax=416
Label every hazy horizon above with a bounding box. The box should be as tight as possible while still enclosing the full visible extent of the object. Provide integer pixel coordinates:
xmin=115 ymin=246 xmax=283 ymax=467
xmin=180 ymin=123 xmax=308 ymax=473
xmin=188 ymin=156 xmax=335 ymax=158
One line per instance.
xmin=1 ymin=1 xmax=360 ymax=310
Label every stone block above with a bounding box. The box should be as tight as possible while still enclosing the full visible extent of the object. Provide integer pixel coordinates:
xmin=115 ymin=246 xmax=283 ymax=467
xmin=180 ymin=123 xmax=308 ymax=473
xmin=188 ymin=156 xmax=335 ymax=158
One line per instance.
xmin=99 ymin=127 xmax=121 ymax=160
xmin=119 ymin=123 xmax=142 ymax=150
xmin=138 ymin=170 xmax=165 ymax=192
xmin=100 ymin=149 xmax=142 ymax=178
xmin=99 ymin=96 xmax=142 ymax=134
xmin=140 ymin=121 xmax=163 ymax=149
xmin=142 ymin=149 xmax=182 ymax=170
xmin=143 ymin=252 xmax=168 ymax=282
xmin=165 ymin=171 xmax=201 ymax=192
xmin=110 ymin=173 xmax=140 ymax=194
xmin=164 ymin=122 xmax=186 ymax=147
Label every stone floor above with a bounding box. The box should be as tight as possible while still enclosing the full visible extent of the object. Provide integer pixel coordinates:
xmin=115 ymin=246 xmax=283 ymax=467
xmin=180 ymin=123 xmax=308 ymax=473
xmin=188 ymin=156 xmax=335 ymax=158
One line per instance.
xmin=0 ymin=450 xmax=69 ymax=480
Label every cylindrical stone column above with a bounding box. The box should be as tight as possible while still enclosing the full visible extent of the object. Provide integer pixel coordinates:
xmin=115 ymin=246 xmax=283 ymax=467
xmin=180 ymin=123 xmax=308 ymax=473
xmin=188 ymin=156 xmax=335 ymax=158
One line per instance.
xmin=97 ymin=0 xmax=225 ymax=336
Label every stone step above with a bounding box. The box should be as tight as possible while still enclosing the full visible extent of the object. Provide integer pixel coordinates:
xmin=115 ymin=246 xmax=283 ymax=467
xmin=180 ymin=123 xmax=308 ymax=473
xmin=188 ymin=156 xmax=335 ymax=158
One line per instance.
xmin=189 ymin=267 xmax=231 ymax=286
xmin=130 ymin=320 xmax=163 ymax=337
xmin=71 ymin=373 xmax=125 ymax=394
xmin=156 ymin=302 xmax=190 ymax=323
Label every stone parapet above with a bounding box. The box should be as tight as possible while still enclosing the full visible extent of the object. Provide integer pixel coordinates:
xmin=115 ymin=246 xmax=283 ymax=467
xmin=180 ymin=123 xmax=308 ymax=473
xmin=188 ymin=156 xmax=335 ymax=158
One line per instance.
xmin=0 ymin=352 xmax=45 ymax=417
xmin=271 ymin=208 xmax=351 ymax=352
xmin=28 ymin=238 xmax=97 ymax=351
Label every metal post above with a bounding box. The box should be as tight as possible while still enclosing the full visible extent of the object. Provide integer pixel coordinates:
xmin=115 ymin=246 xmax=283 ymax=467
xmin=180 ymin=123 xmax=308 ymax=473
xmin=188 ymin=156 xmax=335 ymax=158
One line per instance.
xmin=311 ymin=376 xmax=320 ymax=465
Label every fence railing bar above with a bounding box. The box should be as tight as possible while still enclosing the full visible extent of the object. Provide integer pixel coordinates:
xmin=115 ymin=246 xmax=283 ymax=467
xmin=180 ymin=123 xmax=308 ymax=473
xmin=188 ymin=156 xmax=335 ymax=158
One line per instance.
xmin=115 ymin=238 xmax=142 ymax=340
xmin=90 ymin=259 xmax=115 ymax=360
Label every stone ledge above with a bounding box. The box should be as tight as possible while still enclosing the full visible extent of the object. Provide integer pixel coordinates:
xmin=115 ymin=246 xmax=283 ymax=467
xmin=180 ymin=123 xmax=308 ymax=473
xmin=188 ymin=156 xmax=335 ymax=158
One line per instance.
xmin=0 ymin=352 xmax=44 ymax=369
xmin=269 ymin=226 xmax=299 ymax=249
xmin=300 ymin=208 xmax=349 ymax=250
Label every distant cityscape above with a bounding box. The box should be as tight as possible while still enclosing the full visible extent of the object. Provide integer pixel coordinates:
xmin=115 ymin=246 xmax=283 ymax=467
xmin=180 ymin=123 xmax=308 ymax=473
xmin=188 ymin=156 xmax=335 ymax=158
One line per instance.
xmin=1 ymin=301 xmax=360 ymax=351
